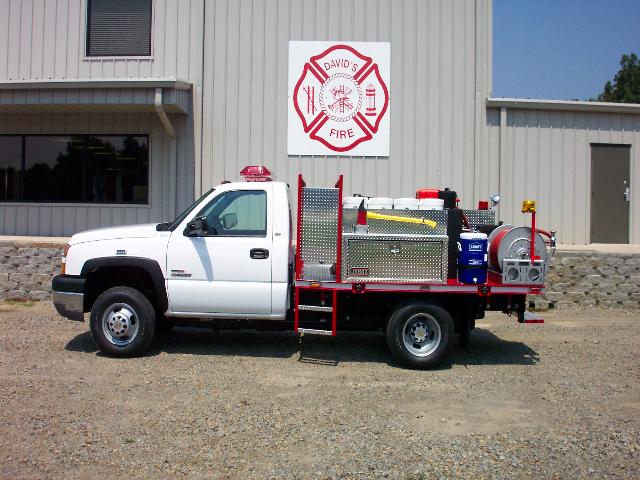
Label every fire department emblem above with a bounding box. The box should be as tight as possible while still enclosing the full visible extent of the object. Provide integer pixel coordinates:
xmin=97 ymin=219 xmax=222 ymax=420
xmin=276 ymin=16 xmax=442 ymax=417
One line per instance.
xmin=292 ymin=44 xmax=390 ymax=153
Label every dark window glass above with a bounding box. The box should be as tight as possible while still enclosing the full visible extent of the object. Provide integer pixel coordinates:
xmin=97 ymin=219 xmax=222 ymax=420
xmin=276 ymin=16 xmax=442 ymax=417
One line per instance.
xmin=0 ymin=135 xmax=149 ymax=204
xmin=24 ymin=136 xmax=84 ymax=202
xmin=85 ymin=136 xmax=149 ymax=203
xmin=87 ymin=0 xmax=152 ymax=57
xmin=0 ymin=136 xmax=22 ymax=201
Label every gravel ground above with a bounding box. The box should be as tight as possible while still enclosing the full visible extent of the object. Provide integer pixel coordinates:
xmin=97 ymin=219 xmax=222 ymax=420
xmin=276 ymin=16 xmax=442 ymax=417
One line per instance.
xmin=1 ymin=301 xmax=639 ymax=479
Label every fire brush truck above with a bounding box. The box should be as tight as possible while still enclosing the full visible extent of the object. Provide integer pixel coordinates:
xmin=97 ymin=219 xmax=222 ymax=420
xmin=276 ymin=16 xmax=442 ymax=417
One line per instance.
xmin=52 ymin=166 xmax=555 ymax=369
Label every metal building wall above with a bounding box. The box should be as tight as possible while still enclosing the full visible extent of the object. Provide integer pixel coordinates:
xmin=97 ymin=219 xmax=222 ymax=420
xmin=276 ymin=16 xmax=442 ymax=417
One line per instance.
xmin=200 ymin=0 xmax=493 ymax=208
xmin=0 ymin=112 xmax=194 ymax=236
xmin=0 ymin=0 xmax=204 ymax=81
xmin=0 ymin=0 xmax=202 ymax=236
xmin=485 ymin=108 xmax=640 ymax=245
xmin=0 ymin=0 xmax=493 ymax=236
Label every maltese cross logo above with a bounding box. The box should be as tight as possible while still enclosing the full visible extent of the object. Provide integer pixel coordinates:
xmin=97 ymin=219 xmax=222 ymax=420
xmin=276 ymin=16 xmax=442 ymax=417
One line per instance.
xmin=293 ymin=44 xmax=389 ymax=152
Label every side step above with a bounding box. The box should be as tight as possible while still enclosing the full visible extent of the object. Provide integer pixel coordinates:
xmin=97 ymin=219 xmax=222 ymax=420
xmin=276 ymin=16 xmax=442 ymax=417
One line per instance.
xmin=298 ymin=304 xmax=333 ymax=312
xmin=298 ymin=328 xmax=333 ymax=336
xmin=294 ymin=288 xmax=338 ymax=337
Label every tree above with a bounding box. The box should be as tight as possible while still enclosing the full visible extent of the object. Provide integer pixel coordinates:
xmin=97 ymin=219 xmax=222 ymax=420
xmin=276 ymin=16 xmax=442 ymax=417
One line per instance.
xmin=596 ymin=53 xmax=640 ymax=103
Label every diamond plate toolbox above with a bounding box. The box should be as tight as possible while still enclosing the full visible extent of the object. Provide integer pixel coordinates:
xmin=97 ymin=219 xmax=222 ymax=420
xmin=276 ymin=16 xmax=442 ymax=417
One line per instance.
xmin=342 ymin=233 xmax=449 ymax=284
xmin=300 ymin=187 xmax=340 ymax=281
xmin=462 ymin=209 xmax=496 ymax=227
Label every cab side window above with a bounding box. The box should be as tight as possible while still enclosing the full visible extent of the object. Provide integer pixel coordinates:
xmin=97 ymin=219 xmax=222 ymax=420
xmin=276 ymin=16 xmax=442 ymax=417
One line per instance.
xmin=196 ymin=190 xmax=267 ymax=237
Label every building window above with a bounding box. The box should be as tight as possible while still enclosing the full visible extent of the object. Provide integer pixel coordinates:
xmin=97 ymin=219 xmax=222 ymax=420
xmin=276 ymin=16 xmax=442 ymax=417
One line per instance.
xmin=0 ymin=135 xmax=149 ymax=204
xmin=86 ymin=0 xmax=152 ymax=57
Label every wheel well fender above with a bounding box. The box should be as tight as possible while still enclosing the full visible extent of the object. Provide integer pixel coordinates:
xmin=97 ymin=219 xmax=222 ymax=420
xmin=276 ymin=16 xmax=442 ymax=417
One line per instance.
xmin=81 ymin=257 xmax=167 ymax=313
xmin=384 ymin=296 xmax=447 ymax=329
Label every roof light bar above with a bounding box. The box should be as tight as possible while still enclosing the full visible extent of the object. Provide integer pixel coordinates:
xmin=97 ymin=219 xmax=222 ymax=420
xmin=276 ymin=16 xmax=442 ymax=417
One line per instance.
xmin=240 ymin=165 xmax=273 ymax=182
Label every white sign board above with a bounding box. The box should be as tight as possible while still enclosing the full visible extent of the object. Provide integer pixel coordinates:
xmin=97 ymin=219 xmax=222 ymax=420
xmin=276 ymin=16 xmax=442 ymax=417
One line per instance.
xmin=288 ymin=41 xmax=390 ymax=156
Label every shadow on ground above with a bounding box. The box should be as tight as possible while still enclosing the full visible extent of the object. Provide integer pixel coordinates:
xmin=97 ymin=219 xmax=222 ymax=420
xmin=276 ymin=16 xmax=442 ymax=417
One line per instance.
xmin=64 ymin=331 xmax=99 ymax=353
xmin=65 ymin=327 xmax=539 ymax=368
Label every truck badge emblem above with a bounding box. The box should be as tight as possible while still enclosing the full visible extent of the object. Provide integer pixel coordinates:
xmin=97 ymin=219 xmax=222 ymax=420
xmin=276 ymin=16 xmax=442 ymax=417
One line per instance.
xmin=171 ymin=270 xmax=192 ymax=278
xmin=293 ymin=44 xmax=389 ymax=152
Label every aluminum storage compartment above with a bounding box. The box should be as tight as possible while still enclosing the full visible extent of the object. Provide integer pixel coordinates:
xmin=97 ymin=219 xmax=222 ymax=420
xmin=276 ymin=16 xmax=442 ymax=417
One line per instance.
xmin=342 ymin=233 xmax=449 ymax=284
xmin=462 ymin=209 xmax=496 ymax=228
xmin=299 ymin=187 xmax=340 ymax=281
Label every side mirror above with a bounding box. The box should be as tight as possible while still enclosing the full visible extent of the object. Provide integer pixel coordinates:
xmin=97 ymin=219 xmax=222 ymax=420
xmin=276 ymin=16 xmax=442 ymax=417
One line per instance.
xmin=221 ymin=212 xmax=237 ymax=229
xmin=185 ymin=216 xmax=208 ymax=237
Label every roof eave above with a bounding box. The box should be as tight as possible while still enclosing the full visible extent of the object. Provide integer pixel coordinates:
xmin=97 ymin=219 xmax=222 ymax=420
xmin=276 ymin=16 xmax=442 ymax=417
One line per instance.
xmin=0 ymin=77 xmax=192 ymax=91
xmin=487 ymin=97 xmax=640 ymax=115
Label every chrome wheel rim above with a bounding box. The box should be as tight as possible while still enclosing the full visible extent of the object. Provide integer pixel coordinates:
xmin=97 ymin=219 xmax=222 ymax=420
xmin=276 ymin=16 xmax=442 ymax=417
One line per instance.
xmin=102 ymin=303 xmax=139 ymax=347
xmin=402 ymin=313 xmax=441 ymax=357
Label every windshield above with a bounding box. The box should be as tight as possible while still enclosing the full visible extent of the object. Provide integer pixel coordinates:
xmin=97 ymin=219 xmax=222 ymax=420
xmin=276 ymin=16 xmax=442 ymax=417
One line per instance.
xmin=157 ymin=188 xmax=215 ymax=231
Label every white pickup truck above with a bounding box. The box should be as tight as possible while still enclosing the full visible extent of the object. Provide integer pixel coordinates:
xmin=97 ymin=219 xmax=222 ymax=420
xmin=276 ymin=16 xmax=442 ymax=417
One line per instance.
xmin=53 ymin=166 xmax=551 ymax=369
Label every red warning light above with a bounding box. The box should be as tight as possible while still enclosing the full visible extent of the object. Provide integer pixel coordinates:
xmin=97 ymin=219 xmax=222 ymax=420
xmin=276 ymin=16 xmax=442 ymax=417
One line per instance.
xmin=240 ymin=165 xmax=273 ymax=182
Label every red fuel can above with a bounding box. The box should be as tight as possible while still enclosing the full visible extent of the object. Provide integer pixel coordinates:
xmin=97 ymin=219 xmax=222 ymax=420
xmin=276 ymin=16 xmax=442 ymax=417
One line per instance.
xmin=416 ymin=188 xmax=440 ymax=199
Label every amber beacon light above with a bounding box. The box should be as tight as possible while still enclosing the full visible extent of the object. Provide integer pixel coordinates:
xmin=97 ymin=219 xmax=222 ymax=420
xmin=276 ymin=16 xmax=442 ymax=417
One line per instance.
xmin=521 ymin=200 xmax=536 ymax=213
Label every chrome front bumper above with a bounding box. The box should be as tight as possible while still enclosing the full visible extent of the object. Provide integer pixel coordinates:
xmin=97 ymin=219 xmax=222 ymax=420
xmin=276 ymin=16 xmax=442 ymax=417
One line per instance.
xmin=52 ymin=290 xmax=84 ymax=322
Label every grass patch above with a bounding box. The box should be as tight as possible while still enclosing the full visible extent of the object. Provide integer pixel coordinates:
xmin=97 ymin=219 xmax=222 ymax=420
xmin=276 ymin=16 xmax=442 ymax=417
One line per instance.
xmin=4 ymin=299 xmax=36 ymax=307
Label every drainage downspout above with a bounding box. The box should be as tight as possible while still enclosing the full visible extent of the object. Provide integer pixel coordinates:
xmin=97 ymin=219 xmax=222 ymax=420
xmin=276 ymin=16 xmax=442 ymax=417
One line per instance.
xmin=154 ymin=87 xmax=176 ymax=138
xmin=155 ymin=87 xmax=177 ymax=219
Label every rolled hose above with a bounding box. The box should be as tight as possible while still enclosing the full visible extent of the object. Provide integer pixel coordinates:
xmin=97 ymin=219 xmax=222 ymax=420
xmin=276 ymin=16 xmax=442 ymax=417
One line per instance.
xmin=366 ymin=211 xmax=437 ymax=228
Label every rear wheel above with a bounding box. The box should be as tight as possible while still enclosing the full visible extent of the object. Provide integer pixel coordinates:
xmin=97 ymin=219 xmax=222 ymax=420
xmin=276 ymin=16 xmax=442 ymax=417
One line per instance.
xmin=386 ymin=302 xmax=454 ymax=369
xmin=89 ymin=286 xmax=156 ymax=357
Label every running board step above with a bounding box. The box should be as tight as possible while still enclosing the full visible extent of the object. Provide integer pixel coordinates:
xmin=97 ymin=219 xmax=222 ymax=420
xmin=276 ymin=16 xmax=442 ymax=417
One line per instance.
xmin=298 ymin=328 xmax=333 ymax=336
xmin=298 ymin=305 xmax=333 ymax=312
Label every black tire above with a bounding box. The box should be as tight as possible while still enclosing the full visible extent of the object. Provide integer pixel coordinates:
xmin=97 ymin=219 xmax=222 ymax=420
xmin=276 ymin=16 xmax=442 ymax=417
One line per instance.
xmin=386 ymin=301 xmax=454 ymax=369
xmin=89 ymin=286 xmax=156 ymax=357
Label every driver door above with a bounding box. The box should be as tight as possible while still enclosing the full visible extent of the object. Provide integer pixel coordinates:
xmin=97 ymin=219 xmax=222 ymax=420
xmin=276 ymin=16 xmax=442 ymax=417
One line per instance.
xmin=166 ymin=184 xmax=273 ymax=317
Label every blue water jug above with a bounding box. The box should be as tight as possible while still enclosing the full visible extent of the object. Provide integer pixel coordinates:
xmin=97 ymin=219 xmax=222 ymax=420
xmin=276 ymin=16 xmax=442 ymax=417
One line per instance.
xmin=458 ymin=232 xmax=488 ymax=284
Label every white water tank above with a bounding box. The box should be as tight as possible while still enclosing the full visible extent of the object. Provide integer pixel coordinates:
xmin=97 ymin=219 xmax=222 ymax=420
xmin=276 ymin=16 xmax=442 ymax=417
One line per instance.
xmin=368 ymin=197 xmax=394 ymax=210
xmin=393 ymin=198 xmax=419 ymax=210
xmin=419 ymin=198 xmax=444 ymax=210
xmin=343 ymin=197 xmax=368 ymax=209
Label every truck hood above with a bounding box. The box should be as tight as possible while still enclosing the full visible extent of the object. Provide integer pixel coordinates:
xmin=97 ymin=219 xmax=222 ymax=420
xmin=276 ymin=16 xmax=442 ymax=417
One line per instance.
xmin=69 ymin=224 xmax=162 ymax=245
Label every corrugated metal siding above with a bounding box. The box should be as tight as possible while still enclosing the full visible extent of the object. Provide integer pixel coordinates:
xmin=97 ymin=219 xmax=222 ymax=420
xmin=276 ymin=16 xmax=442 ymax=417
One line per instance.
xmin=485 ymin=108 xmax=640 ymax=245
xmin=0 ymin=0 xmax=204 ymax=81
xmin=0 ymin=112 xmax=193 ymax=236
xmin=200 ymin=0 xmax=493 ymax=212
xmin=0 ymin=0 xmax=200 ymax=235
xmin=0 ymin=0 xmax=493 ymax=236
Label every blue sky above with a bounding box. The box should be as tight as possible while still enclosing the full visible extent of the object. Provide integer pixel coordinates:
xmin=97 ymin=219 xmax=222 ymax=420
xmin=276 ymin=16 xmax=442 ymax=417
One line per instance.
xmin=493 ymin=0 xmax=640 ymax=100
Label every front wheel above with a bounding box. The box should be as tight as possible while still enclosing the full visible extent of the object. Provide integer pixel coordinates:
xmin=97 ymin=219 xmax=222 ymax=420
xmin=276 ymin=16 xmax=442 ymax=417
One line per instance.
xmin=386 ymin=302 xmax=454 ymax=369
xmin=89 ymin=286 xmax=156 ymax=357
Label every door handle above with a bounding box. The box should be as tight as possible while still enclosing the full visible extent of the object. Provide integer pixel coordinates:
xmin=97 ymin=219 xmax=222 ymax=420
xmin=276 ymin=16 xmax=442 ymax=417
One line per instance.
xmin=250 ymin=248 xmax=269 ymax=259
xmin=624 ymin=187 xmax=630 ymax=202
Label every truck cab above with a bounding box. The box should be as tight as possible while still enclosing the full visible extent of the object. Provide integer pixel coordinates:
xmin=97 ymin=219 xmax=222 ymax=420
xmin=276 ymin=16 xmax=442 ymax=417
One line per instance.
xmin=53 ymin=177 xmax=292 ymax=356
